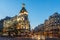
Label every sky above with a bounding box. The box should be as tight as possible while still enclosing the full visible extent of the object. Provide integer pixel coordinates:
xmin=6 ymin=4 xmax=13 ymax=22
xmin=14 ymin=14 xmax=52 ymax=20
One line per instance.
xmin=0 ymin=0 xmax=60 ymax=29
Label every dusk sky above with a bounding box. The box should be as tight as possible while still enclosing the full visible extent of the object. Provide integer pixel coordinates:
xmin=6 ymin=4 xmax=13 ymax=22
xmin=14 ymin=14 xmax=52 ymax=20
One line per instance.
xmin=0 ymin=0 xmax=60 ymax=29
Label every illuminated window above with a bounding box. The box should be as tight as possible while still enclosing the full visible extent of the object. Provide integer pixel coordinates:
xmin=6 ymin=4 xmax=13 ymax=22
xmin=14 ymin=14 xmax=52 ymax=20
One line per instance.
xmin=26 ymin=27 xmax=29 ymax=29
xmin=23 ymin=26 xmax=26 ymax=29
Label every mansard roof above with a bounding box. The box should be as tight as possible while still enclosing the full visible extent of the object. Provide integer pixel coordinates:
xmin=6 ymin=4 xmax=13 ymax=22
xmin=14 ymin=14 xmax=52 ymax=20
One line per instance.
xmin=49 ymin=12 xmax=60 ymax=19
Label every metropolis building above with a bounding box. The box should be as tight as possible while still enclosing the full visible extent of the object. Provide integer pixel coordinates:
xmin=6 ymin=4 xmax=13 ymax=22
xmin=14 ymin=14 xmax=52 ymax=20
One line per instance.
xmin=3 ymin=4 xmax=31 ymax=37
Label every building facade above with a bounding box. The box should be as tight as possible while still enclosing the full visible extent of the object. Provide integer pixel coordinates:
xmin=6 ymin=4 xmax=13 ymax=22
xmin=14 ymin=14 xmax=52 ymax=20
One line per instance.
xmin=44 ymin=13 xmax=60 ymax=38
xmin=3 ymin=4 xmax=30 ymax=37
xmin=34 ymin=12 xmax=60 ymax=40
